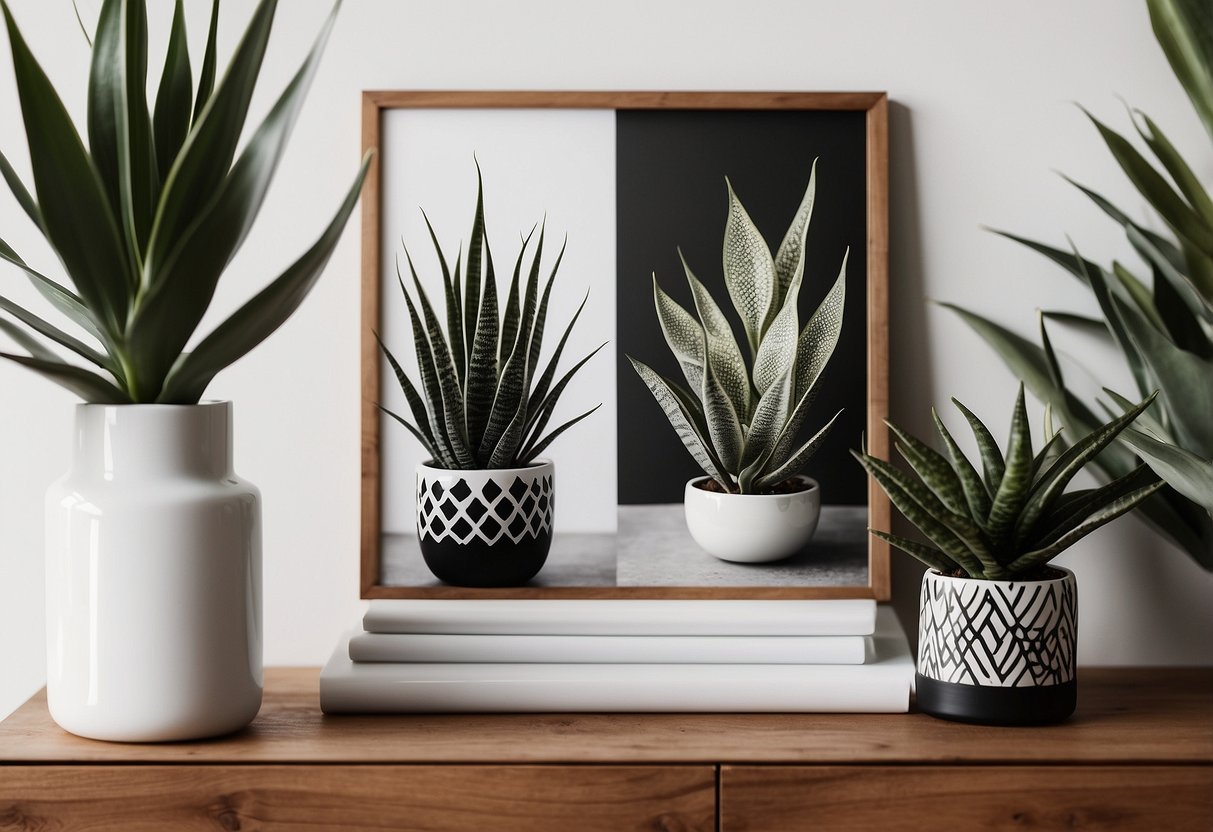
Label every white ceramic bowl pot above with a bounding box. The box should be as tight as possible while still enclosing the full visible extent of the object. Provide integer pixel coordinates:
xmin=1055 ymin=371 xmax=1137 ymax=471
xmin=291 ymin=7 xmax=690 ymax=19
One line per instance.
xmin=45 ymin=401 xmax=262 ymax=742
xmin=416 ymin=459 xmax=555 ymax=586
xmin=916 ymin=567 xmax=1078 ymax=725
xmin=683 ymin=475 xmax=822 ymax=563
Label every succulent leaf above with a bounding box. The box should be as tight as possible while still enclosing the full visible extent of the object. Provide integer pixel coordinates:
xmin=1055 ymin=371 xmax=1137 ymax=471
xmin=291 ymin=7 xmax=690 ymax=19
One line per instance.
xmin=722 ymin=178 xmax=776 ymax=358
xmin=631 ymin=357 xmax=730 ymax=488
xmin=951 ymin=397 xmax=1006 ymax=492
xmin=652 ymin=275 xmax=705 ymax=394
xmin=771 ymin=158 xmax=817 ymax=318
xmin=794 ymin=251 xmax=847 ymax=403
xmin=986 ymin=385 xmax=1034 ymax=541
xmin=682 ymin=254 xmax=750 ymax=420
xmin=932 ymin=407 xmax=993 ymax=525
xmin=870 ymin=528 xmax=959 ymax=574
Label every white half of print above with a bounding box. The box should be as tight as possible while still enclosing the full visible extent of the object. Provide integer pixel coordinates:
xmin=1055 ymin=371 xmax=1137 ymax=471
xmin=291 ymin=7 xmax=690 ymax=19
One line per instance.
xmin=378 ymin=108 xmax=618 ymax=535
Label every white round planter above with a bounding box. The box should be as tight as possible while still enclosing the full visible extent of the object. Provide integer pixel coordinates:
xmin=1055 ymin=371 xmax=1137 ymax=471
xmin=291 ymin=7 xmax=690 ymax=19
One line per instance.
xmin=416 ymin=459 xmax=555 ymax=586
xmin=683 ymin=475 xmax=821 ymax=563
xmin=916 ymin=567 xmax=1078 ymax=725
xmin=45 ymin=401 xmax=263 ymax=742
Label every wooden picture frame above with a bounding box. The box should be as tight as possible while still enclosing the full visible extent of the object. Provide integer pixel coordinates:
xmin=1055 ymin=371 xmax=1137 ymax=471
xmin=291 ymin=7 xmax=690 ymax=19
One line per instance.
xmin=361 ymin=91 xmax=890 ymax=600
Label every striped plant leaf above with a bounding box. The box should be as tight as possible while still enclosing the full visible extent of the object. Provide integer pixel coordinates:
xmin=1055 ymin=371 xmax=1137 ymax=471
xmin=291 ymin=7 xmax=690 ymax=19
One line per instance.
xmin=527 ymin=238 xmax=564 ymax=384
xmin=700 ymin=325 xmax=743 ymax=474
xmin=932 ymin=407 xmax=993 ymax=526
xmin=771 ymin=158 xmax=817 ymax=321
xmin=499 ymin=228 xmax=534 ymax=376
xmin=755 ymin=409 xmax=842 ymax=489
xmin=682 ymin=254 xmax=750 ymax=420
xmin=887 ymin=421 xmax=968 ymax=516
xmin=653 ymin=275 xmax=705 ymax=394
xmin=526 ymin=291 xmax=589 ymax=428
xmin=1028 ymin=464 xmax=1157 ymax=550
xmin=376 ymin=334 xmax=440 ymax=461
xmin=870 ymin=529 xmax=959 ymax=575
xmin=951 ymin=398 xmax=1005 ymax=493
xmin=379 ymin=405 xmax=438 ymax=464
xmin=521 ymin=341 xmax=606 ymax=458
xmin=751 ymin=234 xmax=805 ymax=396
xmin=421 ymin=210 xmax=465 ymax=388
xmin=520 ymin=403 xmax=603 ymax=464
xmin=722 ymin=178 xmax=776 ymax=358
xmin=794 ymin=252 xmax=847 ymax=403
xmin=630 ymin=357 xmax=730 ymax=488
xmin=986 ymin=385 xmax=1034 ymax=543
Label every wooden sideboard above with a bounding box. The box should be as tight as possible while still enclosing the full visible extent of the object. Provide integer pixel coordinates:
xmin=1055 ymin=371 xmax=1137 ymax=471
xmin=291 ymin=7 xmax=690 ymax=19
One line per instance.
xmin=0 ymin=668 xmax=1209 ymax=831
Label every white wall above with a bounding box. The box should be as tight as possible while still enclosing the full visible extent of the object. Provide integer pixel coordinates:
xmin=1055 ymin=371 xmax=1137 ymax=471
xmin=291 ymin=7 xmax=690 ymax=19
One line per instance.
xmin=2 ymin=0 xmax=1210 ymax=719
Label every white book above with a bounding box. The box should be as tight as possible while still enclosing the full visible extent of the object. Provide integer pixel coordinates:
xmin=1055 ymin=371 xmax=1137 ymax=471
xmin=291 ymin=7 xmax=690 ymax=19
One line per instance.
xmin=362 ymin=598 xmax=877 ymax=636
xmin=348 ymin=632 xmax=867 ymax=665
xmin=321 ymin=607 xmax=910 ymax=713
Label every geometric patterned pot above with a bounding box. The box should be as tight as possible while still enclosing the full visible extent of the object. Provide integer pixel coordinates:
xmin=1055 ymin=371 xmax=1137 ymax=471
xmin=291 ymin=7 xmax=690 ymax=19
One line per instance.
xmin=916 ymin=567 xmax=1078 ymax=725
xmin=415 ymin=459 xmax=554 ymax=587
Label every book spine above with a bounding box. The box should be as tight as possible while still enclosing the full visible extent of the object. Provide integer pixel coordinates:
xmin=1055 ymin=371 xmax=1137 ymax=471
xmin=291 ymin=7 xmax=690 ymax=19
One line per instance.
xmin=363 ymin=599 xmax=877 ymax=636
xmin=348 ymin=633 xmax=867 ymax=665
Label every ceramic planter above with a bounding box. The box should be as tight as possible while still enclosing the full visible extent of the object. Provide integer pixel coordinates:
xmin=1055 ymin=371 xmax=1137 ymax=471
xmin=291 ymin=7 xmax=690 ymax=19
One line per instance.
xmin=916 ymin=567 xmax=1078 ymax=725
xmin=45 ymin=401 xmax=262 ymax=742
xmin=416 ymin=459 xmax=555 ymax=586
xmin=683 ymin=475 xmax=821 ymax=563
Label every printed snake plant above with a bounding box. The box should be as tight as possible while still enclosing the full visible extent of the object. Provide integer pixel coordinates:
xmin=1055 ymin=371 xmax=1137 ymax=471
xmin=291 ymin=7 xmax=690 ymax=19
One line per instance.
xmin=0 ymin=0 xmax=369 ymax=403
xmin=629 ymin=162 xmax=847 ymax=494
xmin=378 ymin=169 xmax=603 ymax=470
xmin=948 ymin=0 xmax=1213 ymax=569
xmin=853 ymin=384 xmax=1164 ymax=580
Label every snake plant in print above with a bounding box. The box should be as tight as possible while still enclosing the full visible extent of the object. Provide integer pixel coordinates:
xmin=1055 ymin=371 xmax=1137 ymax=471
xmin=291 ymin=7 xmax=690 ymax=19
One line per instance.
xmin=379 ymin=168 xmax=603 ymax=470
xmin=853 ymin=384 xmax=1165 ymax=580
xmin=0 ymin=0 xmax=369 ymax=403
xmin=947 ymin=0 xmax=1213 ymax=569
xmin=630 ymin=161 xmax=847 ymax=494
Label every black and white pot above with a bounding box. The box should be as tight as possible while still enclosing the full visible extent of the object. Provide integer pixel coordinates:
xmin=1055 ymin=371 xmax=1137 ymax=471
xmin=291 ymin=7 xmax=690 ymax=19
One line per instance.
xmin=415 ymin=459 xmax=554 ymax=587
xmin=916 ymin=567 xmax=1078 ymax=725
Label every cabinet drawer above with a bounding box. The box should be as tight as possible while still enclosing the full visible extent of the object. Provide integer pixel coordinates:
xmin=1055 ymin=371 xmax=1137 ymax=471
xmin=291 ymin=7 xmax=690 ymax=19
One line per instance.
xmin=0 ymin=764 xmax=716 ymax=831
xmin=721 ymin=765 xmax=1213 ymax=831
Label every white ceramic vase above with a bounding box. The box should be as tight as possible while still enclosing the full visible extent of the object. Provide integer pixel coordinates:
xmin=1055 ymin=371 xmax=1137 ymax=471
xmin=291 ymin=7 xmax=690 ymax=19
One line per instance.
xmin=45 ymin=401 xmax=263 ymax=742
xmin=683 ymin=475 xmax=822 ymax=563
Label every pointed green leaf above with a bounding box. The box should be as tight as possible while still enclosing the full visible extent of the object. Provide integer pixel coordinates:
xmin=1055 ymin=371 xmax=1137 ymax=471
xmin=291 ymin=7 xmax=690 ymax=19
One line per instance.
xmin=987 ymin=385 xmax=1034 ymax=542
xmin=156 ymin=155 xmax=369 ymax=403
xmin=932 ymin=407 xmax=993 ymax=527
xmin=886 ymin=421 xmax=968 ymax=515
xmin=1121 ymin=427 xmax=1213 ymax=515
xmin=379 ymin=405 xmax=439 ymax=464
xmin=376 ymin=333 xmax=438 ymax=456
xmin=700 ymin=321 xmax=744 ymax=474
xmin=522 ymin=342 xmax=605 ymax=457
xmin=463 ymin=162 xmax=486 ymax=370
xmin=0 ymin=147 xmax=42 ymax=230
xmin=653 ymin=274 xmax=704 ymax=394
xmin=0 ymin=293 xmax=111 ymax=371
xmin=527 ymin=236 xmax=564 ymax=384
xmin=498 ymin=227 xmax=532 ymax=378
xmin=1110 ymin=261 xmax=1165 ymax=333
xmin=193 ymin=0 xmax=220 ymax=122
xmin=722 ymin=178 xmax=775 ymax=357
xmin=1148 ymin=0 xmax=1213 ymax=142
xmin=1128 ymin=225 xmax=1212 ymax=326
xmin=752 ymin=236 xmax=806 ymax=396
xmin=682 ymin=253 xmax=750 ymax=420
xmin=0 ymin=237 xmax=106 ymax=344
xmin=1134 ymin=110 xmax=1213 ymax=227
xmin=0 ymin=352 xmax=129 ymax=403
xmin=870 ymin=529 xmax=959 ymax=574
xmin=0 ymin=318 xmax=60 ymax=362
xmin=630 ymin=356 xmax=730 ymax=488
xmin=754 ymin=409 xmax=841 ymax=489
xmin=526 ymin=291 xmax=588 ymax=428
xmin=794 ymin=252 xmax=847 ymax=403
xmin=153 ymin=0 xmax=193 ymax=184
xmin=771 ymin=159 xmax=816 ymax=318
xmin=1029 ymin=464 xmax=1158 ymax=549
xmin=988 ymin=229 xmax=1105 ymax=288
xmin=520 ymin=403 xmax=602 ymax=464
xmin=951 ymin=398 xmax=1006 ymax=493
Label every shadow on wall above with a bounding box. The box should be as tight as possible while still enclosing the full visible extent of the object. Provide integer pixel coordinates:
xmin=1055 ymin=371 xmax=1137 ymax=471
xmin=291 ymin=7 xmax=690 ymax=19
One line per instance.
xmin=886 ymin=102 xmax=932 ymax=650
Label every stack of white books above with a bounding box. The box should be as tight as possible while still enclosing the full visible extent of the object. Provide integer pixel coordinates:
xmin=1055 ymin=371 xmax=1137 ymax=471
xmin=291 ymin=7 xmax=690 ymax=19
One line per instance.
xmin=320 ymin=600 xmax=914 ymax=713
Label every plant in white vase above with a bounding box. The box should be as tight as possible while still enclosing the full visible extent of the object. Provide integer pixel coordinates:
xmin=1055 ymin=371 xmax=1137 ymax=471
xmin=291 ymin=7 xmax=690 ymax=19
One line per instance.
xmin=379 ymin=167 xmax=603 ymax=587
xmin=0 ymin=0 xmax=368 ymax=740
xmin=629 ymin=161 xmax=848 ymax=563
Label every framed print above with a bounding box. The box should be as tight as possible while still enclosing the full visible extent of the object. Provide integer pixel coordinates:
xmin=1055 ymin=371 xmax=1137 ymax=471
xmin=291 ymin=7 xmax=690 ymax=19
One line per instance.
xmin=360 ymin=91 xmax=889 ymax=600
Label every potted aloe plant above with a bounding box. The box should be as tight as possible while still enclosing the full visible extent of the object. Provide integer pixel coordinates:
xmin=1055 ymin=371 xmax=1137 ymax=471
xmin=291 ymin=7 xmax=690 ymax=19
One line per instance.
xmin=853 ymin=385 xmax=1162 ymax=725
xmin=629 ymin=161 xmax=847 ymax=562
xmin=379 ymin=169 xmax=602 ymax=587
xmin=0 ymin=0 xmax=368 ymax=741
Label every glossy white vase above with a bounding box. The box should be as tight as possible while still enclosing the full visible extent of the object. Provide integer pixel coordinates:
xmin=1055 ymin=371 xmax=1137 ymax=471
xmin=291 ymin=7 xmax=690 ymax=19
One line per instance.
xmin=45 ymin=401 xmax=263 ymax=741
xmin=683 ymin=475 xmax=821 ymax=563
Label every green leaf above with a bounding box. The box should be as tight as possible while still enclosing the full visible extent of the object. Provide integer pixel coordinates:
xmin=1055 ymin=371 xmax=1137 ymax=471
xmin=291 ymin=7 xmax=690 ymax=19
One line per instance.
xmin=421 ymin=211 xmax=464 ymax=387
xmin=389 ymin=266 xmax=455 ymax=466
xmin=0 ymin=293 xmax=111 ymax=372
xmin=0 ymin=317 xmax=60 ymax=362
xmin=700 ymin=321 xmax=744 ymax=474
xmin=464 ymin=181 xmax=498 ymax=452
xmin=1029 ymin=464 xmax=1158 ymax=550
xmin=1038 ymin=310 xmax=1065 ymax=391
xmin=653 ymin=274 xmax=705 ymax=394
xmin=1007 ymin=481 xmax=1166 ymax=574
xmin=526 ymin=291 xmax=589 ymax=429
xmin=951 ymin=398 xmax=1006 ymax=493
xmin=722 ymin=177 xmax=776 ymax=358
xmin=771 ymin=159 xmax=816 ymax=322
xmin=379 ymin=404 xmax=439 ymax=464
xmin=1111 ymin=262 xmax=1165 ymax=333
xmin=1148 ymin=0 xmax=1213 ymax=142
xmin=193 ymin=0 xmax=220 ymax=122
xmin=1071 ymin=245 xmax=1152 ymax=397
xmin=0 ymin=237 xmax=106 ymax=344
xmin=131 ymin=0 xmax=341 ymax=399
xmin=0 ymin=352 xmax=129 ymax=403
xmin=520 ymin=403 xmax=602 ymax=464
xmin=987 ymin=229 xmax=1105 ymax=288
xmin=682 ymin=253 xmax=750 ymax=421
xmin=630 ymin=356 xmax=730 ymax=488
xmin=156 ymin=155 xmax=370 ymax=404
xmin=376 ymin=333 xmax=440 ymax=461
xmin=1084 ymin=108 xmax=1213 ymax=257
xmin=795 ymin=254 xmax=847 ymax=403
xmin=521 ymin=342 xmax=605 ymax=460
xmin=1120 ymin=427 xmax=1213 ymax=516
xmin=754 ymin=409 xmax=841 ymax=488
xmin=2 ymin=1 xmax=131 ymax=336
xmin=986 ymin=384 xmax=1034 ymax=544
xmin=1128 ymin=225 xmax=1212 ymax=326
xmin=527 ymin=237 xmax=564 ymax=385
xmin=1064 ymin=174 xmax=1188 ymax=275
xmin=737 ymin=364 xmax=793 ymax=492
xmin=869 ymin=529 xmax=960 ymax=575
xmin=152 ymin=0 xmax=193 ymax=184
xmin=931 ymin=407 xmax=993 ymax=528
xmin=752 ymin=228 xmax=806 ymax=396
xmin=1134 ymin=110 xmax=1213 ymax=227
xmin=886 ymin=421 xmax=969 ymax=516
xmin=0 ymin=146 xmax=43 ymax=230
xmin=498 ymin=227 xmax=533 ymax=379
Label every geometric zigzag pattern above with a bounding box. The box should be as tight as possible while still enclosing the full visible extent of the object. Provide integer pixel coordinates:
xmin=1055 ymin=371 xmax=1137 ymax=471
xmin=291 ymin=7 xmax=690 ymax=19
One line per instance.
xmin=917 ymin=571 xmax=1077 ymax=687
xmin=417 ymin=471 xmax=554 ymax=546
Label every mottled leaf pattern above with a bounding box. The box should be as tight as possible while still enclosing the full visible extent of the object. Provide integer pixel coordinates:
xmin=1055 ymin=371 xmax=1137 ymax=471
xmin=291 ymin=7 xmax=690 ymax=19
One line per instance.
xmin=631 ymin=357 xmax=729 ymax=488
xmin=652 ymin=275 xmax=705 ymax=393
xmin=794 ymin=251 xmax=848 ymax=402
xmin=722 ymin=178 xmax=776 ymax=358
xmin=682 ymin=254 xmax=750 ymax=422
xmin=771 ymin=158 xmax=817 ymax=321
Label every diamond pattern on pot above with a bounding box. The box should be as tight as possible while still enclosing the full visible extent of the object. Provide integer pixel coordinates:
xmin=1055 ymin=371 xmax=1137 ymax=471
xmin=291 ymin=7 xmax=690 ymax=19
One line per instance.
xmin=417 ymin=473 xmax=554 ymax=545
xmin=917 ymin=574 xmax=1077 ymax=687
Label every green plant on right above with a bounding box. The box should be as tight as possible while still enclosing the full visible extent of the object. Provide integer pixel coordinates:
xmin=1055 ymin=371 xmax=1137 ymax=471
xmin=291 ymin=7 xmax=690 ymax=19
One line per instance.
xmin=629 ymin=161 xmax=848 ymax=494
xmin=948 ymin=0 xmax=1213 ymax=568
xmin=853 ymin=384 xmax=1164 ymax=580
xmin=378 ymin=168 xmax=603 ymax=470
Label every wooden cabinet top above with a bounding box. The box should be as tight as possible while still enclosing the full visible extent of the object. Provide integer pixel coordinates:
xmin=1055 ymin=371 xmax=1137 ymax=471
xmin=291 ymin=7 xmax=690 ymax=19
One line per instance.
xmin=1 ymin=668 xmax=1209 ymax=765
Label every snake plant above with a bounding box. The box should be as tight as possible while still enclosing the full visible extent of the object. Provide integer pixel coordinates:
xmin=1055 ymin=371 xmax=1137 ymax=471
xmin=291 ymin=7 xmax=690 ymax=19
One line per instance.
xmin=853 ymin=384 xmax=1165 ymax=580
xmin=0 ymin=0 xmax=369 ymax=403
xmin=379 ymin=169 xmax=603 ymax=470
xmin=629 ymin=162 xmax=847 ymax=494
xmin=948 ymin=0 xmax=1213 ymax=569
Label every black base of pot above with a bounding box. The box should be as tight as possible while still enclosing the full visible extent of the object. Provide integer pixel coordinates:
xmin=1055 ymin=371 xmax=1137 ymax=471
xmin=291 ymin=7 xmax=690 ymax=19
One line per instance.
xmin=915 ymin=673 xmax=1077 ymax=725
xmin=419 ymin=532 xmax=551 ymax=587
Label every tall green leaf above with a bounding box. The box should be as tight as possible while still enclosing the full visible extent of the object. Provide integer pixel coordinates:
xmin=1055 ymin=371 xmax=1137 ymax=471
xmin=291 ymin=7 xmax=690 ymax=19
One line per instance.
xmin=1148 ymin=0 xmax=1213 ymax=141
xmin=630 ymin=357 xmax=730 ymax=488
xmin=770 ymin=159 xmax=816 ymax=322
xmin=152 ymin=0 xmax=193 ymax=184
xmin=722 ymin=178 xmax=776 ymax=358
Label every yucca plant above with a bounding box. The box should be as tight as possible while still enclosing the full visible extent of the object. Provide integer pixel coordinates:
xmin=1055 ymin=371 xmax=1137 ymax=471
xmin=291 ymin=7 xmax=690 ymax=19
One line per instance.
xmin=0 ymin=0 xmax=369 ymax=404
xmin=379 ymin=170 xmax=603 ymax=470
xmin=949 ymin=0 xmax=1212 ymax=568
xmin=853 ymin=384 xmax=1165 ymax=580
xmin=629 ymin=162 xmax=847 ymax=494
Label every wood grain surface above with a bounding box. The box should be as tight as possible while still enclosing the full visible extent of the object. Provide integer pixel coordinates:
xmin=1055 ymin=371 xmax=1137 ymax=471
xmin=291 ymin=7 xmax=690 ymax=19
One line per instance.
xmin=721 ymin=765 xmax=1213 ymax=831
xmin=1 ymin=668 xmax=1209 ymax=765
xmin=0 ymin=765 xmax=715 ymax=832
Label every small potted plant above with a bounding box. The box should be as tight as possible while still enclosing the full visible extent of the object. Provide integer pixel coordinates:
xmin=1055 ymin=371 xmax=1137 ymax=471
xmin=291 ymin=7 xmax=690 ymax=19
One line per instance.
xmin=379 ymin=168 xmax=602 ymax=587
xmin=853 ymin=384 xmax=1162 ymax=725
xmin=0 ymin=0 xmax=367 ymax=741
xmin=629 ymin=161 xmax=847 ymax=562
